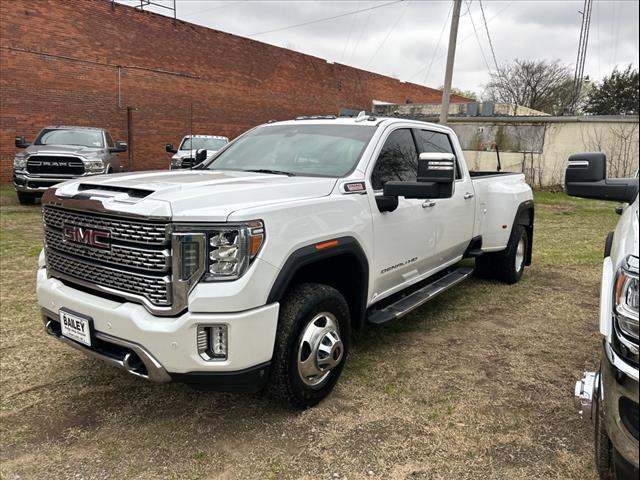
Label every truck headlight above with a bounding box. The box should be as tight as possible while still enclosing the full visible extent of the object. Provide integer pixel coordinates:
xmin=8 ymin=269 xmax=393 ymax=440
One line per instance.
xmin=614 ymin=255 xmax=639 ymax=341
xmin=170 ymin=157 xmax=183 ymax=169
xmin=205 ymin=221 xmax=264 ymax=281
xmin=84 ymin=159 xmax=105 ymax=173
xmin=13 ymin=155 xmax=27 ymax=170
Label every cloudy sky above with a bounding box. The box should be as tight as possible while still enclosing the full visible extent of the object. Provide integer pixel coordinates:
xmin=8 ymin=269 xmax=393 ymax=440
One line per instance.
xmin=118 ymin=0 xmax=639 ymax=95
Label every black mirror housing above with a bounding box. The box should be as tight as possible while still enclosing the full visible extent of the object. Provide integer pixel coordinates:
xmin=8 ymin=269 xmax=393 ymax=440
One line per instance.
xmin=165 ymin=143 xmax=177 ymax=154
xmin=383 ymin=181 xmax=439 ymax=199
xmin=109 ymin=140 xmax=127 ymax=153
xmin=195 ymin=149 xmax=208 ymax=164
xmin=565 ymin=153 xmax=638 ymax=203
xmin=15 ymin=136 xmax=30 ymax=148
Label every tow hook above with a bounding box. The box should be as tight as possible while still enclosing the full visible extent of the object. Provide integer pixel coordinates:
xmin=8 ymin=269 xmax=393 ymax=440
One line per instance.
xmin=574 ymin=371 xmax=598 ymax=422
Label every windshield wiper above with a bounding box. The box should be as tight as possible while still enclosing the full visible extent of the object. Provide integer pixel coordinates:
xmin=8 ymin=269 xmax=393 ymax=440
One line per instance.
xmin=245 ymin=169 xmax=296 ymax=177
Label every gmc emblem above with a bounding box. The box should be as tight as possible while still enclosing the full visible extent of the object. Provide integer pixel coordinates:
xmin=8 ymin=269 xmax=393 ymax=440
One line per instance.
xmin=62 ymin=224 xmax=111 ymax=250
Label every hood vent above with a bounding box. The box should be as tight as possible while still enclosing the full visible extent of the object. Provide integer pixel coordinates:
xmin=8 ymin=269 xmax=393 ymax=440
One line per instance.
xmin=77 ymin=184 xmax=153 ymax=199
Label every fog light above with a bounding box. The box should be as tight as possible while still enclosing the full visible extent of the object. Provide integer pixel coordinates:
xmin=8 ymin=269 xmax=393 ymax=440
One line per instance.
xmin=197 ymin=325 xmax=228 ymax=361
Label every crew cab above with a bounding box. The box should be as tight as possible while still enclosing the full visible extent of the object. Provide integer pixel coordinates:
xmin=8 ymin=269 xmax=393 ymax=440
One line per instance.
xmin=13 ymin=126 xmax=127 ymax=204
xmin=37 ymin=114 xmax=534 ymax=408
xmin=569 ymin=154 xmax=639 ymax=479
xmin=166 ymin=135 xmax=229 ymax=169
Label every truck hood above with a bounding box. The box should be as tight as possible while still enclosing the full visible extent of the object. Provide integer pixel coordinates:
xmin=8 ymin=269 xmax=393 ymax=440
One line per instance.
xmin=52 ymin=170 xmax=338 ymax=221
xmin=24 ymin=144 xmax=106 ymax=157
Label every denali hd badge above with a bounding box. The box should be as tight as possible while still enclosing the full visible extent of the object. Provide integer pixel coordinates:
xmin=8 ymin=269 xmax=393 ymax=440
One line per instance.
xmin=62 ymin=224 xmax=111 ymax=250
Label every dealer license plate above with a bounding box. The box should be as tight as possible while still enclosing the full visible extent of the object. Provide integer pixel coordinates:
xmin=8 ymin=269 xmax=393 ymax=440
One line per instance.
xmin=59 ymin=309 xmax=92 ymax=347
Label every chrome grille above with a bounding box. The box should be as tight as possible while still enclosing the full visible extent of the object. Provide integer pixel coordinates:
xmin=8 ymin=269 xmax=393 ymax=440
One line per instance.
xmin=44 ymin=229 xmax=169 ymax=272
xmin=43 ymin=205 xmax=172 ymax=307
xmin=47 ymin=251 xmax=171 ymax=305
xmin=44 ymin=206 xmax=168 ymax=245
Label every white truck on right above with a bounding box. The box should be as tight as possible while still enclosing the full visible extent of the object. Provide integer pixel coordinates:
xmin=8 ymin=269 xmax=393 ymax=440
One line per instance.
xmin=165 ymin=135 xmax=229 ymax=169
xmin=568 ymin=153 xmax=639 ymax=480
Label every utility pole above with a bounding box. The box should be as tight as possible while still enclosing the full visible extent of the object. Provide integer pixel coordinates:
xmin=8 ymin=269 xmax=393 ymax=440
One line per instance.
xmin=439 ymin=0 xmax=463 ymax=124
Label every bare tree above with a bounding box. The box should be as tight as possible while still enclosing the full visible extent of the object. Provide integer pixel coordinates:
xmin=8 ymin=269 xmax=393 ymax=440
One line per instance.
xmin=485 ymin=59 xmax=574 ymax=115
xmin=581 ymin=123 xmax=639 ymax=177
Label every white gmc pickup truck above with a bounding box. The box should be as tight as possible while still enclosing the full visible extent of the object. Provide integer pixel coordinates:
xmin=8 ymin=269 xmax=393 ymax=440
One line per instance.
xmin=37 ymin=114 xmax=534 ymax=408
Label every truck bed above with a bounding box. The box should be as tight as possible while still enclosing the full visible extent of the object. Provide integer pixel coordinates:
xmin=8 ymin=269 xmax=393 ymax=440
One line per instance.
xmin=469 ymin=170 xmax=521 ymax=179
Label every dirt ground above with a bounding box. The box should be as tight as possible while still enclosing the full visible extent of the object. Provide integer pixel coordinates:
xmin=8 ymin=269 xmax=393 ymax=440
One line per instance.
xmin=0 ymin=187 xmax=619 ymax=480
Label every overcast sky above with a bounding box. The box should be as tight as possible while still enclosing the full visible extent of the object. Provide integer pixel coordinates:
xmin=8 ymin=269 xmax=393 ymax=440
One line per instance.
xmin=118 ymin=0 xmax=639 ymax=95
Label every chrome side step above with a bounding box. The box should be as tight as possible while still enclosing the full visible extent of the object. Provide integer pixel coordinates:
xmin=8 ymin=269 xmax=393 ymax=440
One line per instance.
xmin=367 ymin=267 xmax=473 ymax=325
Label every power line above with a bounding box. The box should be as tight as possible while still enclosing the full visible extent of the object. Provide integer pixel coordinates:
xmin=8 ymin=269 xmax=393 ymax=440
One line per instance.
xmin=465 ymin=0 xmax=492 ymax=72
xmin=478 ymin=0 xmax=499 ymax=71
xmin=246 ymin=0 xmax=403 ymax=37
xmin=364 ymin=1 xmax=409 ymax=68
xmin=347 ymin=1 xmax=377 ymax=64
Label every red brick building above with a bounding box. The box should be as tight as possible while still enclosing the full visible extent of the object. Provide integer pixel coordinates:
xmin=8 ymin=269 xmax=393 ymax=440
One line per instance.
xmin=0 ymin=0 xmax=467 ymax=182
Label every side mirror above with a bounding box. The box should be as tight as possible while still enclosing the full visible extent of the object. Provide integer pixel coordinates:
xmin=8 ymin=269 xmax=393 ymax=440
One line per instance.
xmin=381 ymin=153 xmax=456 ymax=200
xmin=109 ymin=140 xmax=127 ymax=153
xmin=565 ymin=153 xmax=638 ymax=203
xmin=195 ymin=149 xmax=207 ymax=164
xmin=165 ymin=143 xmax=177 ymax=154
xmin=15 ymin=136 xmax=30 ymax=148
xmin=417 ymin=153 xmax=455 ymax=198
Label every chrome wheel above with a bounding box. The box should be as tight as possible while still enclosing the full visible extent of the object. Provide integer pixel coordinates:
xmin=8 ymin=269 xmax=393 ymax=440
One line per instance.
xmin=515 ymin=236 xmax=526 ymax=272
xmin=297 ymin=312 xmax=344 ymax=388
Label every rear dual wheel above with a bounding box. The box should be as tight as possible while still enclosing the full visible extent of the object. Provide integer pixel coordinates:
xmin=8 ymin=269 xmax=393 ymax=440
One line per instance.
xmin=268 ymin=283 xmax=350 ymax=409
xmin=475 ymin=225 xmax=529 ymax=284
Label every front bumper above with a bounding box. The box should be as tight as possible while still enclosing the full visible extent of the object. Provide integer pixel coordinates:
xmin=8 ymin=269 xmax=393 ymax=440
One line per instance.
xmin=14 ymin=172 xmax=87 ymax=193
xmin=601 ymin=341 xmax=639 ymax=470
xmin=37 ymin=268 xmax=279 ymax=389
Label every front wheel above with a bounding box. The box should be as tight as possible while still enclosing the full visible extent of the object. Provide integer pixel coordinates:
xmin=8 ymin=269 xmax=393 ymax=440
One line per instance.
xmin=16 ymin=191 xmax=37 ymax=205
xmin=268 ymin=283 xmax=350 ymax=409
xmin=594 ymin=387 xmax=614 ymax=480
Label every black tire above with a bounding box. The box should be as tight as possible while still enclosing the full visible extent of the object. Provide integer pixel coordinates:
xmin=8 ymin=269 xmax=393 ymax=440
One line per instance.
xmin=268 ymin=283 xmax=350 ymax=409
xmin=594 ymin=389 xmax=614 ymax=480
xmin=16 ymin=191 xmax=36 ymax=205
xmin=475 ymin=225 xmax=528 ymax=284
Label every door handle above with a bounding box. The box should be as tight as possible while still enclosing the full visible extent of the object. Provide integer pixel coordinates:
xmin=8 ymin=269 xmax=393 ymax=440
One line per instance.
xmin=422 ymin=200 xmax=436 ymax=208
xmin=463 ymin=192 xmax=474 ymax=200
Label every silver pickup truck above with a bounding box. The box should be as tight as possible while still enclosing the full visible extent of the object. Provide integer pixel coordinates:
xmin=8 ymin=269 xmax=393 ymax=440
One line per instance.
xmin=13 ymin=125 xmax=127 ymax=204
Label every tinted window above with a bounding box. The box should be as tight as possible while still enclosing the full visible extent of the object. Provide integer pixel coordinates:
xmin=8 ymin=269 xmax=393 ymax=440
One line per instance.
xmin=371 ymin=129 xmax=418 ymax=190
xmin=413 ymin=129 xmax=461 ymax=179
xmin=35 ymin=129 xmax=104 ymax=148
xmin=207 ymin=124 xmax=376 ymax=177
xmin=105 ymin=132 xmax=114 ymax=148
xmin=180 ymin=137 xmax=228 ymax=151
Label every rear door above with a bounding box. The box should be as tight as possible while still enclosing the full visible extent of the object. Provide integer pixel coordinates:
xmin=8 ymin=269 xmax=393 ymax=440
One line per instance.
xmin=413 ymin=128 xmax=474 ymax=264
xmin=367 ymin=127 xmax=438 ymax=301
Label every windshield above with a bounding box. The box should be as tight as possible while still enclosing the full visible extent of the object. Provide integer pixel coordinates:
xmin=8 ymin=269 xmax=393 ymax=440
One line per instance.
xmin=35 ymin=129 xmax=104 ymax=148
xmin=205 ymin=124 xmax=376 ymax=177
xmin=179 ymin=137 xmax=228 ymax=151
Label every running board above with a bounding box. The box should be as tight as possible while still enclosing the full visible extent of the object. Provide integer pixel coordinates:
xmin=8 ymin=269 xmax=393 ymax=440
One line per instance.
xmin=367 ymin=267 xmax=474 ymax=326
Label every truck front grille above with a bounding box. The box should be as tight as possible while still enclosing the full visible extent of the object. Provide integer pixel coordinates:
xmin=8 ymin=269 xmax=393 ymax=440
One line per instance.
xmin=43 ymin=206 xmax=172 ymax=307
xmin=27 ymin=156 xmax=85 ymax=175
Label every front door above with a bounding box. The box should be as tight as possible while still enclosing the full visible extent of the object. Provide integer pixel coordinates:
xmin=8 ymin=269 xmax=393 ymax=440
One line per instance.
xmin=367 ymin=127 xmax=438 ymax=302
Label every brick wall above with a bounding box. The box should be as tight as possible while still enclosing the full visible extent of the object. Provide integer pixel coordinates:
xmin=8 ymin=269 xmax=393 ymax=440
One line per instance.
xmin=0 ymin=0 xmax=467 ymax=182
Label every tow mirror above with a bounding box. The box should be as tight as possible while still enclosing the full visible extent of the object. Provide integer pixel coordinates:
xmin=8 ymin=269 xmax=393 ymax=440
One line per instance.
xmin=109 ymin=140 xmax=127 ymax=153
xmin=15 ymin=136 xmax=30 ymax=148
xmin=165 ymin=143 xmax=177 ymax=154
xmin=382 ymin=153 xmax=455 ymax=200
xmin=195 ymin=149 xmax=208 ymax=164
xmin=565 ymin=153 xmax=638 ymax=203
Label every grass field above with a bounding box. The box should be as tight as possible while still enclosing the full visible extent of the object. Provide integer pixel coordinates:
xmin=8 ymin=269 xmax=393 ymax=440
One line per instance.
xmin=0 ymin=185 xmax=620 ymax=479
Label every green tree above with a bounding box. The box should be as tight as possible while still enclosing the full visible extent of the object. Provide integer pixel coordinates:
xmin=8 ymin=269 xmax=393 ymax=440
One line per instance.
xmin=584 ymin=65 xmax=639 ymax=115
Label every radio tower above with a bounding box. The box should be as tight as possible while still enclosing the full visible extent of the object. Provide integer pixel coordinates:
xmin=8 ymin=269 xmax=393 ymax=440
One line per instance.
xmin=571 ymin=0 xmax=593 ymax=114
